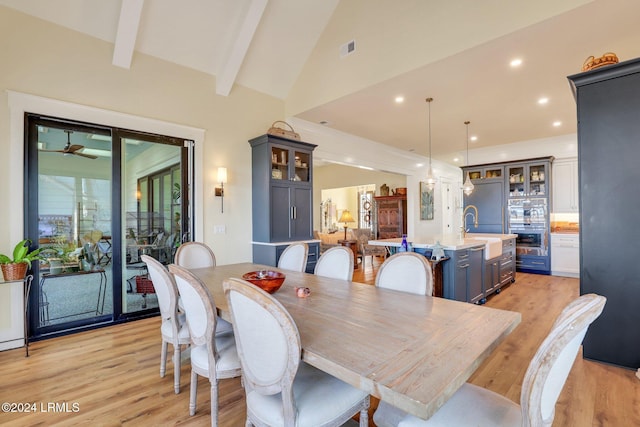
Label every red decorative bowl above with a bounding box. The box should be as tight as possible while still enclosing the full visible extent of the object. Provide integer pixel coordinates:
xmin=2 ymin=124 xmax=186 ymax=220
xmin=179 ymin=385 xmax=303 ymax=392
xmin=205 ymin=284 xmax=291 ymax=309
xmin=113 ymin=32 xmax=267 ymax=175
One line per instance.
xmin=242 ymin=270 xmax=286 ymax=294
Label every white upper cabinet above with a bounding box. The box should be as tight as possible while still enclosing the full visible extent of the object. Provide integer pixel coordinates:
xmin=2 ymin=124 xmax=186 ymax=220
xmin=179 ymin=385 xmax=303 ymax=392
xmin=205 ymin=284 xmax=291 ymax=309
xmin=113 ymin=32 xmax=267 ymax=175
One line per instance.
xmin=552 ymin=158 xmax=578 ymax=213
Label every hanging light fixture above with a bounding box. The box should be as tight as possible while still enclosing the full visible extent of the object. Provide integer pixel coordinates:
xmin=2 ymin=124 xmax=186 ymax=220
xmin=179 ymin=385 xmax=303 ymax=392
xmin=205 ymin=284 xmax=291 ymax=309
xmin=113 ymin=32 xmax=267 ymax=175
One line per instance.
xmin=462 ymin=120 xmax=475 ymax=196
xmin=424 ymin=97 xmax=437 ymax=190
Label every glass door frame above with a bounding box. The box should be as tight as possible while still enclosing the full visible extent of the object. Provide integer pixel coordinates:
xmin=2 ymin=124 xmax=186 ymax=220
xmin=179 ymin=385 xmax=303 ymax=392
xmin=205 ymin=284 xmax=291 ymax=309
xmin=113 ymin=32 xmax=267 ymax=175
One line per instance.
xmin=24 ymin=114 xmax=193 ymax=341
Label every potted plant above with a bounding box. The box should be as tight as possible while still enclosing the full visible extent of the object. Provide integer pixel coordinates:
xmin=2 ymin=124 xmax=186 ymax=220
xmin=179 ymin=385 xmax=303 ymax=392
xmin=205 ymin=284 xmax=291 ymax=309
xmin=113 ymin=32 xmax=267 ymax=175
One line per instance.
xmin=0 ymin=239 xmax=42 ymax=281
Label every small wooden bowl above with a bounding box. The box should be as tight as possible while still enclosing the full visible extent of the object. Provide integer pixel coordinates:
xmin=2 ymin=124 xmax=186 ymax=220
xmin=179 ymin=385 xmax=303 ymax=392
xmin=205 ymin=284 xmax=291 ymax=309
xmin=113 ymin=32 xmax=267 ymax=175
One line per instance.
xmin=242 ymin=270 xmax=286 ymax=294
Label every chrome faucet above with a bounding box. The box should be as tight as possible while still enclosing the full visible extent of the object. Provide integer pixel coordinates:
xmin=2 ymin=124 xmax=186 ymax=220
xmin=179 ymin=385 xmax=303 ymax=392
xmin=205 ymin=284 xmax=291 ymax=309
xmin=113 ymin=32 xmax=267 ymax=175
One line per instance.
xmin=461 ymin=205 xmax=479 ymax=238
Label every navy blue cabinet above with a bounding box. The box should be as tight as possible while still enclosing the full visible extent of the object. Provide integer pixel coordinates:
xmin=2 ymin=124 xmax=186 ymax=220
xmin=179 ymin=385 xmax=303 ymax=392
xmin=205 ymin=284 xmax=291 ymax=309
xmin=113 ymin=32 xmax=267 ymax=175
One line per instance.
xmin=443 ymin=246 xmax=484 ymax=303
xmin=569 ymin=57 xmax=640 ymax=369
xmin=463 ymin=158 xmax=552 ymax=275
xmin=249 ymin=134 xmax=318 ymax=272
xmin=462 ymin=180 xmax=504 ymax=233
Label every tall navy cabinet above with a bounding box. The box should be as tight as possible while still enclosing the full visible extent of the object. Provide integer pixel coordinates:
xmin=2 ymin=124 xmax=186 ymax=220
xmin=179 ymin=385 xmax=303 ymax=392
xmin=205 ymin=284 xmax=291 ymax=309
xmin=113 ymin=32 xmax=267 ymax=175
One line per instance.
xmin=568 ymin=57 xmax=640 ymax=369
xmin=249 ymin=134 xmax=319 ymax=273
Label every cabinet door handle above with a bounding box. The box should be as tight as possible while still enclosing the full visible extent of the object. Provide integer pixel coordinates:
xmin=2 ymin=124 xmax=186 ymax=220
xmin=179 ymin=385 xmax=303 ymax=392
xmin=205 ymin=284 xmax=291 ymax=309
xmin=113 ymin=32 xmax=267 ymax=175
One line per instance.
xmin=471 ymin=247 xmax=484 ymax=252
xmin=458 ymin=263 xmax=470 ymax=268
xmin=290 ymin=206 xmax=297 ymax=219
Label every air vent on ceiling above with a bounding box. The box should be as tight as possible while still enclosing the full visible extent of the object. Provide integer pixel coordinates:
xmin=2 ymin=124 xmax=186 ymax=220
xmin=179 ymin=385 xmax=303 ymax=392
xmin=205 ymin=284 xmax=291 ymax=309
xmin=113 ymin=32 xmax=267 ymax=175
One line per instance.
xmin=340 ymin=39 xmax=356 ymax=58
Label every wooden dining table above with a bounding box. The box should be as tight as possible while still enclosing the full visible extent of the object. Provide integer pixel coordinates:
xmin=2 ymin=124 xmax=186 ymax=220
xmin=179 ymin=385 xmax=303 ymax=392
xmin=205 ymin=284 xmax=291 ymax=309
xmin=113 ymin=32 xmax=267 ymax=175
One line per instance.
xmin=188 ymin=262 xmax=521 ymax=421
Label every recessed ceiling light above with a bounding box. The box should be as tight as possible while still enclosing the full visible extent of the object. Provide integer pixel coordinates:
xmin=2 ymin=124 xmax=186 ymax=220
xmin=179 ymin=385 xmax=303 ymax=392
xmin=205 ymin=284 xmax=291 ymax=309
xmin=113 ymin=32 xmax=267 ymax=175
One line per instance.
xmin=395 ymin=96 xmax=404 ymax=103
xmin=470 ymin=136 xmax=478 ymax=142
xmin=553 ymin=121 xmax=562 ymax=127
xmin=453 ymin=157 xmax=460 ymax=163
xmin=538 ymin=97 xmax=549 ymax=105
xmin=510 ymin=58 xmax=523 ymax=67
xmin=416 ymin=163 xmax=424 ymax=167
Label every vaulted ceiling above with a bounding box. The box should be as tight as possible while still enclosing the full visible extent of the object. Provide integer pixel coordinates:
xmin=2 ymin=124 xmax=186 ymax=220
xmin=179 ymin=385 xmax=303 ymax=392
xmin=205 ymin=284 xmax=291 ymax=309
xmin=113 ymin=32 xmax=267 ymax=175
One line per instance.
xmin=3 ymin=0 xmax=639 ymax=164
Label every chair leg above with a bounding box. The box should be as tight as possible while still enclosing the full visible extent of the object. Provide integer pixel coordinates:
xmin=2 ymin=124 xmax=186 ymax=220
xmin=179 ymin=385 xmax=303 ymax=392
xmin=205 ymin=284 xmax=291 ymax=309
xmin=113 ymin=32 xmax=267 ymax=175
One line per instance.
xmin=359 ymin=395 xmax=370 ymax=427
xmin=210 ymin=378 xmax=218 ymax=427
xmin=173 ymin=344 xmax=181 ymax=394
xmin=189 ymin=370 xmax=198 ymax=416
xmin=160 ymin=340 xmax=168 ymax=378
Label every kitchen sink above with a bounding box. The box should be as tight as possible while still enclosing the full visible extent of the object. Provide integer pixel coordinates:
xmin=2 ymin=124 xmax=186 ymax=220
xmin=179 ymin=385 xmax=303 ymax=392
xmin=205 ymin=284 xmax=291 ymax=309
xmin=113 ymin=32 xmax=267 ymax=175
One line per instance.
xmin=467 ymin=236 xmax=503 ymax=260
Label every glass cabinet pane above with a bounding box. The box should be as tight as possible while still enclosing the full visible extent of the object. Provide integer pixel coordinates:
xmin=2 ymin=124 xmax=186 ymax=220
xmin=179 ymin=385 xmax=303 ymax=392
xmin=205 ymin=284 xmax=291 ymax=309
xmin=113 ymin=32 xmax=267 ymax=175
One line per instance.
xmin=484 ymin=168 xmax=502 ymax=179
xmin=468 ymin=170 xmax=482 ymax=180
xmin=293 ymin=150 xmax=310 ymax=182
xmin=271 ymin=146 xmax=288 ymax=180
xmin=529 ymin=164 xmax=546 ymax=196
xmin=508 ymin=166 xmax=525 ymax=197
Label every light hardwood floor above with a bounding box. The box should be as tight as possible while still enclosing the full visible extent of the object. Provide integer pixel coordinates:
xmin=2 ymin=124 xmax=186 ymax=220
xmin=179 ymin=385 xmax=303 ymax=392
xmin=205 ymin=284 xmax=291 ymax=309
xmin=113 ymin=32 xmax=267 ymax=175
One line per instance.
xmin=1 ymin=258 xmax=638 ymax=426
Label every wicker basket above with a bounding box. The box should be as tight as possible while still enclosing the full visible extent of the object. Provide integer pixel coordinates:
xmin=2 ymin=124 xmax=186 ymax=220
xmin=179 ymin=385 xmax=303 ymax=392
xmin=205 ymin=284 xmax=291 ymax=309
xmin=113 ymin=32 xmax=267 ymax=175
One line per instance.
xmin=1 ymin=263 xmax=28 ymax=281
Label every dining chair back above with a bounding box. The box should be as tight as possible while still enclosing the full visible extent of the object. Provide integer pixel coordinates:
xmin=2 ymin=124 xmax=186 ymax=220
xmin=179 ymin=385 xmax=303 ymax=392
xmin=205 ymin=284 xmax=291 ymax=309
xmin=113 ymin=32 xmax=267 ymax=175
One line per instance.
xmin=373 ymin=293 xmax=607 ymax=427
xmin=375 ymin=252 xmax=433 ymax=296
xmin=141 ymin=255 xmax=190 ymax=394
xmin=277 ymin=242 xmax=308 ymax=272
xmin=521 ymin=293 xmax=606 ymax=426
xmin=168 ymin=264 xmax=241 ymax=426
xmin=223 ymin=277 xmax=370 ymax=427
xmin=314 ymin=245 xmax=354 ymax=281
xmin=174 ymin=241 xmax=233 ymax=335
xmin=352 ymin=228 xmax=387 ymax=268
xmin=174 ymin=241 xmax=217 ymax=269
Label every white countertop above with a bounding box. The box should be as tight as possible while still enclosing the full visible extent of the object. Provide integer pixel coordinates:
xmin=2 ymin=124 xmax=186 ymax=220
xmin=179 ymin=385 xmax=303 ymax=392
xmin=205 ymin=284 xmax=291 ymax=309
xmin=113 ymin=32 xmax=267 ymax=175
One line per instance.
xmin=369 ymin=233 xmax=516 ymax=251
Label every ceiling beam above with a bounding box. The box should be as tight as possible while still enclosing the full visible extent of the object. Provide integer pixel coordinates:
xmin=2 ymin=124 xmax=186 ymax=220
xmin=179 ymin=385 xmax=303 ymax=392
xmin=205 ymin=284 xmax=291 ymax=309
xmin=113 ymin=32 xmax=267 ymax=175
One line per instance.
xmin=112 ymin=0 xmax=145 ymax=69
xmin=216 ymin=0 xmax=268 ymax=96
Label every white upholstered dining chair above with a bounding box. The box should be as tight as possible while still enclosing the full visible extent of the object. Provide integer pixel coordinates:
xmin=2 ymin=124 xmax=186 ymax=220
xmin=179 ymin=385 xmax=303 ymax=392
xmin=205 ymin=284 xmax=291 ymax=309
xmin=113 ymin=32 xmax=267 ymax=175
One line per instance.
xmin=373 ymin=293 xmax=607 ymax=427
xmin=277 ymin=242 xmax=309 ymax=272
xmin=168 ymin=264 xmax=242 ymax=426
xmin=223 ymin=277 xmax=370 ymax=427
xmin=314 ymin=245 xmax=354 ymax=281
xmin=174 ymin=241 xmax=216 ymax=268
xmin=375 ymin=252 xmax=433 ymax=296
xmin=174 ymin=241 xmax=233 ymax=335
xmin=141 ymin=255 xmax=190 ymax=394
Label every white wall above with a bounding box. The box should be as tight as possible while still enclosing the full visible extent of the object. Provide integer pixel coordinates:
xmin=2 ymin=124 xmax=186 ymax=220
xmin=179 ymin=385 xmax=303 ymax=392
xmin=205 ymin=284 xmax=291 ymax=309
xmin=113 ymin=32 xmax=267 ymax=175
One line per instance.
xmin=289 ymin=118 xmax=464 ymax=239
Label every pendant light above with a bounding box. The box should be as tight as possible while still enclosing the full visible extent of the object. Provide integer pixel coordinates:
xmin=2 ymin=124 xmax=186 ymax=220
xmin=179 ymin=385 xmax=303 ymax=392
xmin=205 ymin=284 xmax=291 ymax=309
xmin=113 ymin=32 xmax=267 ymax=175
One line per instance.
xmin=424 ymin=97 xmax=437 ymax=190
xmin=462 ymin=120 xmax=475 ymax=196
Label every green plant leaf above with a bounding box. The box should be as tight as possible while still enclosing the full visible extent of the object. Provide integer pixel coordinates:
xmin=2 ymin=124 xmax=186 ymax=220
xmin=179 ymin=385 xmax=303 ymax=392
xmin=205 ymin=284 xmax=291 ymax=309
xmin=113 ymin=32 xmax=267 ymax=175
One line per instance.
xmin=13 ymin=239 xmax=29 ymax=261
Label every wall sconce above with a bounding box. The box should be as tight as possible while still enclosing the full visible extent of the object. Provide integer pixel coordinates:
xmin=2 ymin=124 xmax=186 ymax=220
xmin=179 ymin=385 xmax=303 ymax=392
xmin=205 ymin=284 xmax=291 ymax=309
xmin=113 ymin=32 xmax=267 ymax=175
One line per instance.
xmin=215 ymin=167 xmax=227 ymax=213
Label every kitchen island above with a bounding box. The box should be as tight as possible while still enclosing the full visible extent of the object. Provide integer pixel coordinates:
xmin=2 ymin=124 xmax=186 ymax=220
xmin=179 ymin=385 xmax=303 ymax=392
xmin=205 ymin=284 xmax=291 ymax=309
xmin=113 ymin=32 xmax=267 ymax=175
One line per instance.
xmin=369 ymin=233 xmax=517 ymax=303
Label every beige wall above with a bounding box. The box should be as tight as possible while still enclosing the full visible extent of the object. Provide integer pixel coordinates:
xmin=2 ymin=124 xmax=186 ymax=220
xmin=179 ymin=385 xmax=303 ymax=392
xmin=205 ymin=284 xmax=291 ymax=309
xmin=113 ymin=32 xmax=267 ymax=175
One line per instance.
xmin=0 ymin=6 xmax=282 ymax=263
xmin=0 ymin=7 xmax=283 ymax=330
xmin=313 ymin=164 xmax=406 ymax=231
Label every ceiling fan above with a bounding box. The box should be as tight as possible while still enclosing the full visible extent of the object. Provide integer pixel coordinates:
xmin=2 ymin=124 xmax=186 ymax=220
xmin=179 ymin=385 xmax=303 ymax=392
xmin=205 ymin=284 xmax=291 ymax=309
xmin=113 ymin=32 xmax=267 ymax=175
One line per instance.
xmin=39 ymin=130 xmax=97 ymax=159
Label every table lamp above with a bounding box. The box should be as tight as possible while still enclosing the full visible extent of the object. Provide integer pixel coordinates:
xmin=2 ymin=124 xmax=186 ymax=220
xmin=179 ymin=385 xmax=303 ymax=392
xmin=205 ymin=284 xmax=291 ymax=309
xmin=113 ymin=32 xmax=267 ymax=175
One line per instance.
xmin=338 ymin=209 xmax=355 ymax=240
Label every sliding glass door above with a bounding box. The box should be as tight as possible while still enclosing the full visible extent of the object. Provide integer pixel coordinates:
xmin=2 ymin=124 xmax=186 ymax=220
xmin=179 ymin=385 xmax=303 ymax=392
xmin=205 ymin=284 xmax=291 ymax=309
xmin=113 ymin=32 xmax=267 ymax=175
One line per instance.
xmin=25 ymin=115 xmax=192 ymax=339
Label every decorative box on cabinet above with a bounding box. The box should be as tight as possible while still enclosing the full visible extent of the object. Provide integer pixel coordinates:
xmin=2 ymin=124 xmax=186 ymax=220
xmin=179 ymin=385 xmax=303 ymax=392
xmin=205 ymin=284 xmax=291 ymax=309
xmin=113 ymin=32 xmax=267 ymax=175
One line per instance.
xmin=375 ymin=195 xmax=407 ymax=239
xmin=249 ymin=134 xmax=318 ymax=272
